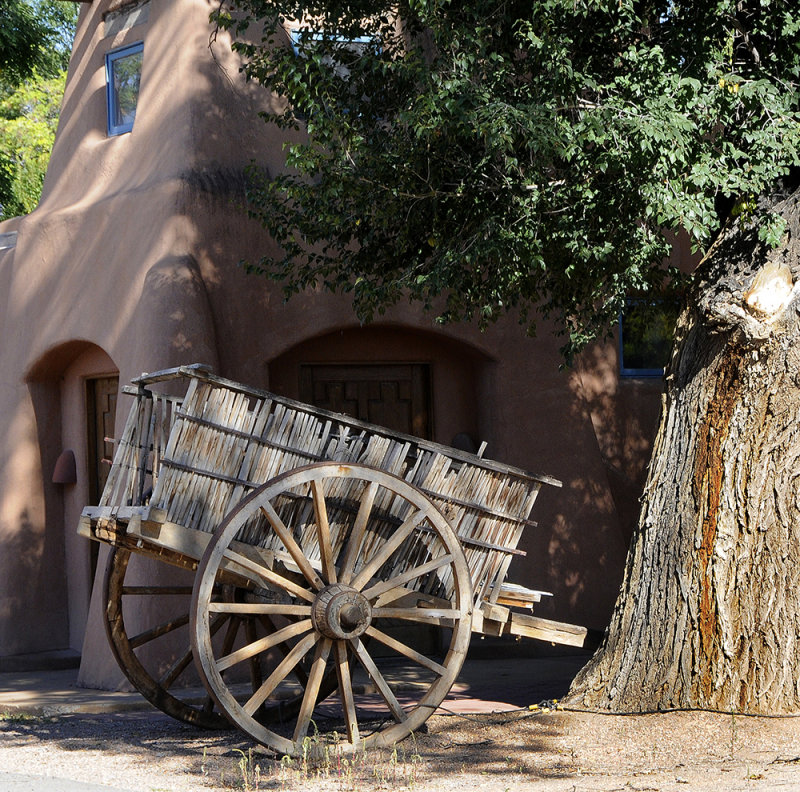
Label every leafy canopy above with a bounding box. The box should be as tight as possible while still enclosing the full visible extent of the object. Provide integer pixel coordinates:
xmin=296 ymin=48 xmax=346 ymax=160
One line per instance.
xmin=0 ymin=71 xmax=66 ymax=219
xmin=214 ymin=0 xmax=800 ymax=354
xmin=0 ymin=0 xmax=76 ymax=89
xmin=0 ymin=0 xmax=76 ymax=219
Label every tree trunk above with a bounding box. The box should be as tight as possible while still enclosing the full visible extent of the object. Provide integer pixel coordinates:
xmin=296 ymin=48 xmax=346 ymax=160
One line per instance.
xmin=569 ymin=187 xmax=800 ymax=714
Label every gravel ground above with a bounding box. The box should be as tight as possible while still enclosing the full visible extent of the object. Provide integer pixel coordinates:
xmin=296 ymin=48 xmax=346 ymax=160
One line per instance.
xmin=2 ymin=706 xmax=800 ymax=792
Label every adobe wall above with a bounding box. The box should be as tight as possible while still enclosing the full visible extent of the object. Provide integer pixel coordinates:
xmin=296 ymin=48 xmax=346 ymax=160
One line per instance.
xmin=0 ymin=0 xmax=666 ymax=680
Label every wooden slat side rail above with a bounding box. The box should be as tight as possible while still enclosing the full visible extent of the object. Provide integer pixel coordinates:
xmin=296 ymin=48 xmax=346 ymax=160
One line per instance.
xmin=143 ymin=383 xmax=541 ymax=603
xmin=418 ymin=486 xmax=538 ymax=528
xmin=156 ymin=452 xmax=539 ymax=533
xmin=173 ymin=411 xmax=327 ymax=462
xmin=130 ymin=363 xmax=213 ymax=385
xmin=97 ymin=394 xmax=143 ymax=508
xmin=131 ymin=364 xmax=562 ymax=488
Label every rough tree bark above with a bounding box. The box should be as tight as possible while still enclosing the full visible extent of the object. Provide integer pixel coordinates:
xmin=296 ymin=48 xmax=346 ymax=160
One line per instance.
xmin=569 ymin=186 xmax=800 ymax=714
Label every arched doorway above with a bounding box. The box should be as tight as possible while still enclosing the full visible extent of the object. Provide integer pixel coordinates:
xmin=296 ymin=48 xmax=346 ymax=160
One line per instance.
xmin=26 ymin=342 xmax=119 ymax=654
xmin=299 ymin=362 xmax=432 ymax=438
xmin=268 ymin=325 xmax=493 ymax=450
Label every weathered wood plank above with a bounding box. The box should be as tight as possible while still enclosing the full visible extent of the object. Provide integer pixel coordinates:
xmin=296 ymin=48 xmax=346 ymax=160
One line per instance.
xmin=505 ymin=613 xmax=589 ymax=647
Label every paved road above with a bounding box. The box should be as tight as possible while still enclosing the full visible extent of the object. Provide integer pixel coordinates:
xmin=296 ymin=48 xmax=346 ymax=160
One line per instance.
xmin=0 ymin=775 xmax=137 ymax=792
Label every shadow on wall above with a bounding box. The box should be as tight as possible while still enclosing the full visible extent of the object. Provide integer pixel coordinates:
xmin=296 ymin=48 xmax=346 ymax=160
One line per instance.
xmin=572 ymin=339 xmax=665 ymax=546
xmin=0 ymin=508 xmax=59 ymax=655
xmin=138 ymin=255 xmax=217 ymax=360
xmin=502 ymin=336 xmax=665 ymax=628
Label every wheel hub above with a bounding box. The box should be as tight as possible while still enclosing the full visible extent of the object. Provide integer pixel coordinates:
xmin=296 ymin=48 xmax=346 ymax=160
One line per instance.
xmin=312 ymin=583 xmax=372 ymax=640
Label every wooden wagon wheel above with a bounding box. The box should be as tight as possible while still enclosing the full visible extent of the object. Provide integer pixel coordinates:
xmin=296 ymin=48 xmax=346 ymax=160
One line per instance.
xmin=104 ymin=545 xmax=337 ymax=728
xmin=104 ymin=545 xmax=229 ymax=728
xmin=191 ymin=462 xmax=473 ymax=756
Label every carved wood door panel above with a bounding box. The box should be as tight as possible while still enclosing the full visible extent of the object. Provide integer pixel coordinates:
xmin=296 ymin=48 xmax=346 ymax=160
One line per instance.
xmin=299 ymin=363 xmax=432 ymax=439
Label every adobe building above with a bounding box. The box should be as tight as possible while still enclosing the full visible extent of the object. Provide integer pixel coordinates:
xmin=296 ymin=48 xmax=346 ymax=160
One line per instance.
xmin=0 ymin=0 xmax=681 ymax=684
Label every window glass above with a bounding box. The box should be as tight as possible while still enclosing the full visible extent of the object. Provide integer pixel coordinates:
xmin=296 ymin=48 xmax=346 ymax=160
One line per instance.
xmin=619 ymin=298 xmax=679 ymax=378
xmin=106 ymin=43 xmax=143 ymax=135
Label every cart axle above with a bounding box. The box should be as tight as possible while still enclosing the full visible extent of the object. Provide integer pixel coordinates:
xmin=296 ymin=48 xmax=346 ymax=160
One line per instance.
xmin=311 ymin=583 xmax=372 ymax=640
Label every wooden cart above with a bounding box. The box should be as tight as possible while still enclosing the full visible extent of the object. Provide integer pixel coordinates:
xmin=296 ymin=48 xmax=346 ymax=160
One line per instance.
xmin=79 ymin=364 xmax=588 ymax=756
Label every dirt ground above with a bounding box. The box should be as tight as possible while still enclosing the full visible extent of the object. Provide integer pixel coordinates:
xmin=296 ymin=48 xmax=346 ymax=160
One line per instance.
xmin=2 ymin=705 xmax=800 ymax=792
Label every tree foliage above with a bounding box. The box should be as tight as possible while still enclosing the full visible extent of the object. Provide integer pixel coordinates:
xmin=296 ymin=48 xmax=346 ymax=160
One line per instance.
xmin=0 ymin=0 xmax=76 ymax=89
xmin=0 ymin=71 xmax=66 ymax=219
xmin=0 ymin=0 xmax=76 ymax=219
xmin=213 ymin=0 xmax=800 ymax=354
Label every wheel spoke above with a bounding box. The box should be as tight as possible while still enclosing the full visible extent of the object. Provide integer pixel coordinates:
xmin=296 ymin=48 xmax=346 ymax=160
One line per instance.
xmin=222 ymin=548 xmax=315 ymax=602
xmin=260 ymin=503 xmax=325 ymax=591
xmin=311 ymin=480 xmax=337 ymax=584
xmin=351 ymin=637 xmax=407 ymax=723
xmin=245 ymin=619 xmax=263 ymax=692
xmin=371 ymin=606 xmax=460 ymax=624
xmin=216 ymin=619 xmax=313 ymax=672
xmin=220 ymin=615 xmax=242 ymax=658
xmin=258 ymin=615 xmax=310 ymax=687
xmin=129 ymin=613 xmax=189 ymax=649
xmin=349 ymin=509 xmax=426 ymax=591
xmin=208 ymin=602 xmax=311 ymax=616
xmin=160 ymin=613 xmax=228 ymax=689
xmin=160 ymin=646 xmax=195 ymax=689
xmin=334 ymin=641 xmax=359 ymax=744
xmin=364 ymin=625 xmax=447 ymax=676
xmin=244 ymin=632 xmax=319 ymax=716
xmin=338 ymin=481 xmax=379 ymax=585
xmin=293 ymin=638 xmax=332 ymax=743
xmin=361 ymin=554 xmax=454 ymax=602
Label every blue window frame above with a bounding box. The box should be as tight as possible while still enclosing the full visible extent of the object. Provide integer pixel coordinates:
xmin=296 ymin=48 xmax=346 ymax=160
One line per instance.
xmin=619 ymin=298 xmax=679 ymax=378
xmin=106 ymin=42 xmax=143 ymax=136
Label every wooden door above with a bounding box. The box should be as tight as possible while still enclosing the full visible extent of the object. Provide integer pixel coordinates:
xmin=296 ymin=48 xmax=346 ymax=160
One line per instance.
xmin=86 ymin=376 xmax=119 ymax=505
xmin=86 ymin=376 xmax=119 ymax=582
xmin=299 ymin=363 xmax=432 ymax=438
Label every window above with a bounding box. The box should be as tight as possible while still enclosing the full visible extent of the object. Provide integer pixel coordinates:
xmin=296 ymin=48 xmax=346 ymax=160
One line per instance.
xmin=619 ymin=298 xmax=680 ymax=378
xmin=0 ymin=231 xmax=17 ymax=251
xmin=106 ymin=42 xmax=143 ymax=136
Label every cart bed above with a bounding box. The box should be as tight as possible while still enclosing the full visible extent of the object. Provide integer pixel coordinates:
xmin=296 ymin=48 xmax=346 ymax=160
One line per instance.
xmin=92 ymin=364 xmax=561 ymax=607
